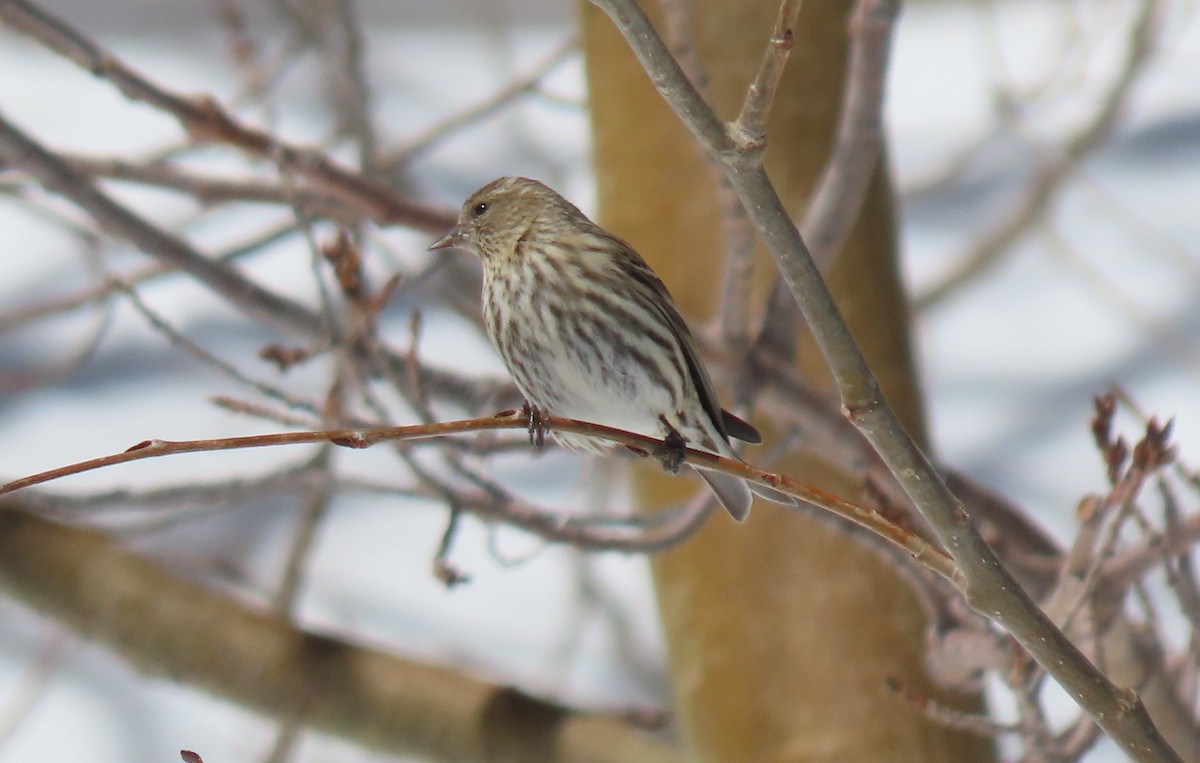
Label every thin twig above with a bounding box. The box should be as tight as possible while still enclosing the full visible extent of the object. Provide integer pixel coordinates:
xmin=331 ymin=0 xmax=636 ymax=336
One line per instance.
xmin=885 ymin=676 xmax=1016 ymax=738
xmin=0 ymin=221 xmax=298 ymax=335
xmin=915 ymin=0 xmax=1164 ymax=310
xmin=655 ymin=0 xmax=759 ymax=352
xmin=432 ymin=505 xmax=470 ymax=587
xmin=330 ymin=0 xmax=377 ymax=172
xmin=0 ymin=0 xmax=453 ymax=232
xmin=753 ymin=0 xmax=897 ymax=363
xmin=210 ymin=0 xmax=270 ymax=103
xmin=731 ymin=0 xmax=802 ymax=148
xmin=379 ymin=34 xmax=579 ymax=170
xmin=115 ymin=278 xmax=325 ymax=416
xmin=0 ymin=106 xmax=492 ymax=413
xmin=60 ymin=155 xmax=364 ymax=221
xmin=15 ymin=459 xmax=350 ymax=515
xmin=273 ymin=447 xmax=334 ymax=615
xmin=0 ymin=412 xmax=958 ymax=580
xmin=0 ymin=110 xmax=320 ymax=335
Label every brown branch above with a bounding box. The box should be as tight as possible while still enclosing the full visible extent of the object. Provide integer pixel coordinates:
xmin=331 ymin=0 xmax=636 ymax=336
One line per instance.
xmin=0 ymin=106 xmax=492 ymax=413
xmin=0 ymin=413 xmax=957 ymax=581
xmin=0 ymin=503 xmax=683 ymax=763
xmin=61 ymin=155 xmax=363 ymax=221
xmin=885 ymin=676 xmax=1014 ymax=738
xmin=0 ymin=0 xmax=453 ymax=232
xmin=0 ymin=108 xmax=321 ymax=336
xmin=0 ymin=222 xmax=297 ymax=336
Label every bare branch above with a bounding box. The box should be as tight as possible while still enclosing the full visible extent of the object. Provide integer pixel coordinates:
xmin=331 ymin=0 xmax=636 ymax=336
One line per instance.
xmin=587 ymin=0 xmax=1182 ymax=758
xmin=0 ymin=0 xmax=453 ymax=231
xmin=379 ymin=34 xmax=580 ymax=170
xmin=914 ymin=0 xmax=1164 ymax=310
xmin=732 ymin=0 xmax=802 ymax=148
xmin=753 ymin=0 xmax=897 ymax=363
xmin=0 ymin=110 xmax=321 ymax=335
xmin=0 ymin=412 xmax=958 ymax=580
xmin=61 ymin=155 xmax=364 ymax=221
xmin=0 ymin=504 xmax=685 ymax=763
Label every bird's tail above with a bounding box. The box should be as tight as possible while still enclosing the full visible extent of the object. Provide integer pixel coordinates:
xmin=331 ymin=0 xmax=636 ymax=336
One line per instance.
xmin=695 ymin=467 xmax=752 ymax=522
xmin=748 ymin=481 xmax=798 ymax=507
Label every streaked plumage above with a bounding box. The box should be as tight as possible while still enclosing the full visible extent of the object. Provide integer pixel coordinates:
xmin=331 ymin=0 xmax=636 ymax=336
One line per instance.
xmin=431 ymin=176 xmax=762 ymax=521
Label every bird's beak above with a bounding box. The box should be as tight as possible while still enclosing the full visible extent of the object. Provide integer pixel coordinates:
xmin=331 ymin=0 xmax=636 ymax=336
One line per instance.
xmin=430 ymin=225 xmax=468 ymax=251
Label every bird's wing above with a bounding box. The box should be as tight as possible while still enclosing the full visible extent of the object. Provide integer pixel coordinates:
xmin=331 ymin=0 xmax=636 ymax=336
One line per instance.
xmin=722 ymin=409 xmax=762 ymax=444
xmin=614 ymin=241 xmax=746 ymax=445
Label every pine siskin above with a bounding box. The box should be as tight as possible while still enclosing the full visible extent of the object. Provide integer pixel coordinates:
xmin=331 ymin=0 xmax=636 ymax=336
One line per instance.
xmin=432 ymin=176 xmax=765 ymax=521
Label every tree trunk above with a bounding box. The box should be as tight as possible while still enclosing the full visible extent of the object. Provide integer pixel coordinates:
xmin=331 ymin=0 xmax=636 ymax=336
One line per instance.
xmin=582 ymin=3 xmax=995 ymax=761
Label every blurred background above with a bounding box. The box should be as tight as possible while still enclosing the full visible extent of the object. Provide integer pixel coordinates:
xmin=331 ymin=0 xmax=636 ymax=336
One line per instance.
xmin=1 ymin=1 xmax=1198 ymax=761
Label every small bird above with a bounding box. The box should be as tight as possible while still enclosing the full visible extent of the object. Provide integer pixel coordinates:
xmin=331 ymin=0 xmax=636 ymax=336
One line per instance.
xmin=431 ymin=176 xmax=765 ymax=521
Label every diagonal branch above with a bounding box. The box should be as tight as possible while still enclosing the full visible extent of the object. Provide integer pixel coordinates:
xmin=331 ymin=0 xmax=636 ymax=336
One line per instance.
xmin=0 ymin=107 xmax=489 ymax=410
xmin=913 ymin=0 xmax=1162 ymax=310
xmin=0 ymin=108 xmax=320 ymax=336
xmin=0 ymin=504 xmax=682 ymax=763
xmin=586 ymin=0 xmax=1181 ymax=759
xmin=0 ymin=0 xmax=453 ymax=232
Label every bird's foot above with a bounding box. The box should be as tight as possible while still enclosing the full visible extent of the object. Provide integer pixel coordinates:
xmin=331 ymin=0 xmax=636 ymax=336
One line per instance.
xmin=523 ymin=401 xmax=548 ymax=449
xmin=658 ymin=415 xmax=687 ymax=475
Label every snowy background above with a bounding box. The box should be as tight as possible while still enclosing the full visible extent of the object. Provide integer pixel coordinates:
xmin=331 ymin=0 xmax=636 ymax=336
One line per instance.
xmin=1 ymin=0 xmax=1198 ymax=761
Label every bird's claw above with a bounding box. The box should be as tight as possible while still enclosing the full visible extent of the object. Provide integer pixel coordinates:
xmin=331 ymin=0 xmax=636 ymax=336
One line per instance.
xmin=523 ymin=401 xmax=547 ymax=448
xmin=658 ymin=415 xmax=686 ymax=475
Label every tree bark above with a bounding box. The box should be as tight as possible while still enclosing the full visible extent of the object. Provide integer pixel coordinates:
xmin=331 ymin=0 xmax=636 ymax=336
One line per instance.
xmin=582 ymin=3 xmax=995 ymax=760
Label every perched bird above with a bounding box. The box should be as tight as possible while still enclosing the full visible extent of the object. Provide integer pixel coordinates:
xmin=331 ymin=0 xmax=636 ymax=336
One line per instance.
xmin=431 ymin=176 xmax=766 ymax=521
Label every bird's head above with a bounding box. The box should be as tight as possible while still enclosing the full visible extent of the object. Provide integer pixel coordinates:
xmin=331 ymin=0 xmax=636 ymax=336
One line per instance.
xmin=430 ymin=176 xmax=587 ymax=263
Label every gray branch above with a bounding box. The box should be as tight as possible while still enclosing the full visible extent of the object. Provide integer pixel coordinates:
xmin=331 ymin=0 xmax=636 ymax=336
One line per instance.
xmin=587 ymin=0 xmax=1181 ymax=759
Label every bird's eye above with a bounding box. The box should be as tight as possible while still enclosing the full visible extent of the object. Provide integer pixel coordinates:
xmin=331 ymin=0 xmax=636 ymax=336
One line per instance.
xmin=472 ymin=202 xmax=489 ymax=217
